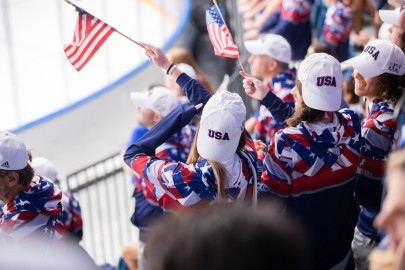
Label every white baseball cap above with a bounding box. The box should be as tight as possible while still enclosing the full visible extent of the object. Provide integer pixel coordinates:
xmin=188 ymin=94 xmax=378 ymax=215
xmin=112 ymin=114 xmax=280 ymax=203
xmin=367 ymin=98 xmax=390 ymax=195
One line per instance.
xmin=31 ymin=157 xmax=58 ymax=182
xmin=244 ymin=34 xmax=292 ymax=64
xmin=345 ymin=40 xmax=405 ymax=77
xmin=379 ymin=5 xmax=405 ymax=27
xmin=0 ymin=131 xmax=29 ymax=171
xmin=298 ymin=53 xmax=343 ymax=111
xmin=130 ymin=86 xmax=179 ymax=117
xmin=197 ymin=91 xmax=246 ymax=162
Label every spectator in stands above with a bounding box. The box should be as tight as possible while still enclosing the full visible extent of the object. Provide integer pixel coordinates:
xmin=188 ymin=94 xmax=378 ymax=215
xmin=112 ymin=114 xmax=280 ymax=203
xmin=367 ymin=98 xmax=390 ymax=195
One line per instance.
xmin=122 ymin=85 xmax=196 ymax=270
xmin=31 ymin=156 xmax=83 ymax=243
xmin=244 ymin=0 xmax=312 ymax=61
xmin=243 ymin=34 xmax=296 ymax=144
xmin=124 ymin=42 xmax=257 ymax=212
xmin=345 ymin=39 xmax=405 ymax=270
xmin=369 ymin=148 xmax=405 ymax=270
xmin=146 ymin=204 xmax=310 ymax=270
xmin=379 ymin=3 xmax=405 ymax=51
xmin=319 ymin=0 xmax=353 ymax=62
xmin=0 ymin=131 xmax=62 ymax=248
xmin=242 ymin=53 xmax=361 ymax=269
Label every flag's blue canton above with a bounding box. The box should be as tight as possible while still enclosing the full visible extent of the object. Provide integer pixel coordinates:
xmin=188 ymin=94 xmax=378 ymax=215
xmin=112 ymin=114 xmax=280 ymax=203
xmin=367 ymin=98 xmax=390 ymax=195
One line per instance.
xmin=206 ymin=6 xmax=224 ymax=27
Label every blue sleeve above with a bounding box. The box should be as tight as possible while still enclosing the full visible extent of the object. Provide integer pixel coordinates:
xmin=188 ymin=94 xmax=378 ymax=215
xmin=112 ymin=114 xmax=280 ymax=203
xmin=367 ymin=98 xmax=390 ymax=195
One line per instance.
xmin=124 ymin=104 xmax=198 ymax=166
xmin=126 ymin=125 xmax=148 ymax=148
xmin=176 ymin=73 xmax=211 ymax=117
xmin=269 ymin=18 xmax=293 ymax=36
xmin=260 ymin=90 xmax=294 ymax=123
xmin=259 ymin=10 xmax=281 ymax=33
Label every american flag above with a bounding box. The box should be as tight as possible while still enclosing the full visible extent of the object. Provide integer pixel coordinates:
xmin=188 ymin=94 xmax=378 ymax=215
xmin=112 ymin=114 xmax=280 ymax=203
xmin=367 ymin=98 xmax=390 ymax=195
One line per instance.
xmin=64 ymin=7 xmax=115 ymax=71
xmin=206 ymin=5 xmax=239 ymax=58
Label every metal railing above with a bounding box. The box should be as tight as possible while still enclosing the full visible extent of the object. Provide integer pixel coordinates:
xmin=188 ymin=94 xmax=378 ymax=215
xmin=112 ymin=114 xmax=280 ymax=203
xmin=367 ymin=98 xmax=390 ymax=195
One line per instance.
xmin=66 ymin=153 xmax=136 ymax=266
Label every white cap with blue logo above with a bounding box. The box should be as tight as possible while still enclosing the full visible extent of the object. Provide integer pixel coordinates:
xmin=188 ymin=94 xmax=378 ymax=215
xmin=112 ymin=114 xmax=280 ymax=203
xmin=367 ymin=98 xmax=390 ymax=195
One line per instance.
xmin=298 ymin=53 xmax=343 ymax=112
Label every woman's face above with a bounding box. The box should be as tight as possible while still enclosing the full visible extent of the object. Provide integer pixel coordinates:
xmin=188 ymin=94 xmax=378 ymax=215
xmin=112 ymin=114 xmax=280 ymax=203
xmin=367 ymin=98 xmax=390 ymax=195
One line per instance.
xmin=388 ymin=24 xmax=405 ymax=48
xmin=352 ymin=70 xmax=380 ymax=100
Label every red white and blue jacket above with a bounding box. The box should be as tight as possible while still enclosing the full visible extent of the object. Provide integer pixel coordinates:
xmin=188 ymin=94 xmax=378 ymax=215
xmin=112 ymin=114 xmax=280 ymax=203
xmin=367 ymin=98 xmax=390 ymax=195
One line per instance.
xmin=58 ymin=191 xmax=83 ymax=242
xmin=0 ymin=176 xmax=63 ymax=248
xmin=320 ymin=2 xmax=352 ymax=61
xmin=254 ymin=69 xmax=296 ymax=144
xmin=260 ymin=0 xmax=312 ymax=60
xmin=355 ymin=101 xmax=397 ymax=240
xmin=261 ymin=108 xmax=361 ymax=269
xmin=124 ymin=74 xmax=257 ymax=212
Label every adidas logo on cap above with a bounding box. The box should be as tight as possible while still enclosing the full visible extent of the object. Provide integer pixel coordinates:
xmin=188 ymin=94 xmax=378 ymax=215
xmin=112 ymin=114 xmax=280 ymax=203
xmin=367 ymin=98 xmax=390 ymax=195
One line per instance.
xmin=1 ymin=161 xmax=10 ymax=168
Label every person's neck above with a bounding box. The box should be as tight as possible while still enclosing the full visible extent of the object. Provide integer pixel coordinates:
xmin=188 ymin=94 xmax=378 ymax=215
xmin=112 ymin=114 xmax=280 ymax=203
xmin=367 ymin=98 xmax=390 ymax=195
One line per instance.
xmin=4 ymin=185 xmax=27 ymax=203
xmin=320 ymin=112 xmax=333 ymax=124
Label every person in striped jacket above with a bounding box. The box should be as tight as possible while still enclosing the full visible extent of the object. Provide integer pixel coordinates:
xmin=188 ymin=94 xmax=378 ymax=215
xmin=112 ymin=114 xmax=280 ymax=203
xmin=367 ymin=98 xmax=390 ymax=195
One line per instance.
xmin=242 ymin=53 xmax=362 ymax=269
xmin=124 ymin=43 xmax=258 ymax=212
xmin=345 ymin=39 xmax=405 ymax=270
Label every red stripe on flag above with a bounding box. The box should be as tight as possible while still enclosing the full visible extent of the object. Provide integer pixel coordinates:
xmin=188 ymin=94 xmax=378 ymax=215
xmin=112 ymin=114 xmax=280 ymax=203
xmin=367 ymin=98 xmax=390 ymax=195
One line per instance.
xmin=64 ymin=12 xmax=115 ymax=71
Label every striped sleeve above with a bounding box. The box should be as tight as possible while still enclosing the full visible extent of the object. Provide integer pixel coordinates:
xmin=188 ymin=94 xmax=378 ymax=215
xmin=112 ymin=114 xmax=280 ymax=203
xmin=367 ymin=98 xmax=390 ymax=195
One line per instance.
xmin=261 ymin=131 xmax=292 ymax=198
xmin=130 ymin=155 xmax=215 ymax=209
xmin=355 ymin=115 xmax=396 ymax=209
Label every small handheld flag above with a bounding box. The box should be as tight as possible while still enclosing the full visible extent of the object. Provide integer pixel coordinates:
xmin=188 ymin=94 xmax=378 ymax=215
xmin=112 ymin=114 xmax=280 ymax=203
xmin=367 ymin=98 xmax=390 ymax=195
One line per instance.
xmin=64 ymin=5 xmax=115 ymax=71
xmin=206 ymin=5 xmax=239 ymax=59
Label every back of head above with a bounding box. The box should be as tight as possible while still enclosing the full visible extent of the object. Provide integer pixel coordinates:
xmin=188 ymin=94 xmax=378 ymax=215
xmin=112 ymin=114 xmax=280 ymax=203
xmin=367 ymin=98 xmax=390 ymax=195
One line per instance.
xmin=298 ymin=53 xmax=343 ymax=111
xmin=130 ymin=86 xmax=179 ymax=117
xmin=244 ymin=34 xmax=292 ymax=65
xmin=196 ymin=91 xmax=246 ymax=162
xmin=31 ymin=157 xmax=58 ymax=182
xmin=146 ymin=204 xmax=309 ymax=270
xmin=0 ymin=131 xmax=29 ymax=171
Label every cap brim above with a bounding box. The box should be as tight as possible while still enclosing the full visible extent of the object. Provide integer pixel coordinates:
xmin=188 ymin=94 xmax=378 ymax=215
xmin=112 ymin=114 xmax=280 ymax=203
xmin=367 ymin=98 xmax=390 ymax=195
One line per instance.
xmin=344 ymin=54 xmax=382 ymax=77
xmin=379 ymin=9 xmax=398 ymax=25
xmin=302 ymin=85 xmax=342 ymax=111
xmin=244 ymin=39 xmax=266 ymax=55
xmin=130 ymin=92 xmax=149 ymax=108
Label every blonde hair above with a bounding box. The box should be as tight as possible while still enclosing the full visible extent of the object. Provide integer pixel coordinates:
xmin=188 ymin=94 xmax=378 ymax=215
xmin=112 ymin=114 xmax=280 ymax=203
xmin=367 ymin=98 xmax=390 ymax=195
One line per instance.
xmin=186 ymin=130 xmax=228 ymax=199
xmin=186 ymin=127 xmax=247 ymax=200
xmin=166 ymin=48 xmax=214 ymax=95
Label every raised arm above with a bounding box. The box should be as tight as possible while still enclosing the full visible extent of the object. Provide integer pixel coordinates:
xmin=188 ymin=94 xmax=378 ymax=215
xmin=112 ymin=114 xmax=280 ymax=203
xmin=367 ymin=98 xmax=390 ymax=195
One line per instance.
xmin=139 ymin=42 xmax=211 ymax=113
xmin=240 ymin=71 xmax=294 ymax=123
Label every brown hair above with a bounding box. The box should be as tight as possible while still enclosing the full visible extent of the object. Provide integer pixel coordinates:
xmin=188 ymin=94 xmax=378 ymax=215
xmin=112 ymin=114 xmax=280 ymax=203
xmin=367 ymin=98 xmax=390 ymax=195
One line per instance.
xmin=166 ymin=48 xmax=214 ymax=95
xmin=286 ymin=80 xmax=325 ymax=127
xmin=372 ymin=73 xmax=405 ymax=104
xmin=0 ymin=164 xmax=34 ymax=187
xmin=186 ymin=128 xmax=247 ymax=200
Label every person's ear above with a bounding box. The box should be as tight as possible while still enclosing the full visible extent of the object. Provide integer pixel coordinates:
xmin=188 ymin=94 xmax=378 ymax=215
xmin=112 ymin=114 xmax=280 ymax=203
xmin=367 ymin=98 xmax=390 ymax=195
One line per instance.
xmin=6 ymin=172 xmax=19 ymax=187
xmin=154 ymin=113 xmax=163 ymax=124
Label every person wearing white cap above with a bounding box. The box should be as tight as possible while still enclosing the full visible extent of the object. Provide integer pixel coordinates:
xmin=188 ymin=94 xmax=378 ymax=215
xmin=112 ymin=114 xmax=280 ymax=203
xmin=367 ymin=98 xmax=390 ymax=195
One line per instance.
xmin=125 ymin=84 xmax=196 ymax=269
xmin=243 ymin=53 xmax=362 ymax=269
xmin=31 ymin=157 xmax=83 ymax=243
xmin=243 ymin=34 xmax=296 ymax=144
xmin=0 ymin=131 xmax=63 ymax=247
xmin=344 ymin=39 xmax=405 ymax=270
xmin=124 ymin=42 xmax=257 ymax=213
xmin=379 ymin=4 xmax=405 ymax=50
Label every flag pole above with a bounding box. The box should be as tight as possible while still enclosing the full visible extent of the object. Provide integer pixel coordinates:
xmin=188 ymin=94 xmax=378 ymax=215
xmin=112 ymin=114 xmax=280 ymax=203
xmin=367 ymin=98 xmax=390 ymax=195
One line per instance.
xmin=63 ymin=0 xmax=146 ymax=49
xmin=213 ymin=0 xmax=245 ymax=73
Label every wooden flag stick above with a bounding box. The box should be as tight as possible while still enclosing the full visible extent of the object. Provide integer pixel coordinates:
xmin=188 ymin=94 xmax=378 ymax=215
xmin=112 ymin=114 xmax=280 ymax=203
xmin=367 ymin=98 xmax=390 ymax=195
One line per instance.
xmin=213 ymin=0 xmax=245 ymax=72
xmin=63 ymin=0 xmax=146 ymax=49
